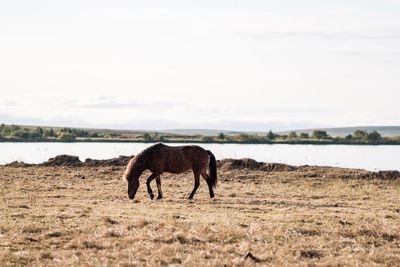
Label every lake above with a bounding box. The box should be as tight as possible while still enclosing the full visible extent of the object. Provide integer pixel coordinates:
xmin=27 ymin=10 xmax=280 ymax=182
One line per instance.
xmin=0 ymin=142 xmax=399 ymax=171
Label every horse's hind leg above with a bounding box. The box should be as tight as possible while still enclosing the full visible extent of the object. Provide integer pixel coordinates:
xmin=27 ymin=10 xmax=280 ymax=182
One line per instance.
xmin=188 ymin=173 xmax=200 ymax=200
xmin=146 ymin=173 xmax=159 ymax=200
xmin=156 ymin=176 xmax=163 ymax=199
xmin=201 ymin=170 xmax=214 ymax=198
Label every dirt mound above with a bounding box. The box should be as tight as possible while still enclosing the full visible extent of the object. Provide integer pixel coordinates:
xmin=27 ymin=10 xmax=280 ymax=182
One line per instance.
xmin=219 ymin=158 xmax=263 ymax=171
xmin=39 ymin=155 xmax=134 ymax=167
xmin=84 ymin=155 xmax=133 ymax=167
xmin=260 ymin=163 xmax=296 ymax=172
xmin=2 ymin=155 xmax=133 ymax=168
xmin=219 ymin=158 xmax=295 ymax=172
xmin=361 ymin=170 xmax=400 ymax=180
xmin=41 ymin=155 xmax=83 ymax=167
xmin=5 ymin=161 xmax=32 ymax=167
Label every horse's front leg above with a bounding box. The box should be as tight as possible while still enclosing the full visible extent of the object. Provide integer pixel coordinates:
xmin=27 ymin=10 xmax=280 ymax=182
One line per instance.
xmin=146 ymin=173 xmax=159 ymax=200
xmin=156 ymin=176 xmax=163 ymax=199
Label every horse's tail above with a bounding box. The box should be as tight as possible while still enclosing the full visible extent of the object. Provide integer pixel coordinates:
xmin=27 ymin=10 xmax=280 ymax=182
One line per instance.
xmin=207 ymin=150 xmax=217 ymax=188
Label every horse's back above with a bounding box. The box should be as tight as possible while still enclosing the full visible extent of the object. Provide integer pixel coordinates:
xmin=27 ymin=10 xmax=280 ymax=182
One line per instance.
xmin=181 ymin=145 xmax=208 ymax=157
xmin=180 ymin=145 xmax=209 ymax=171
xmin=157 ymin=143 xmax=207 ymax=156
xmin=150 ymin=144 xmax=208 ymax=173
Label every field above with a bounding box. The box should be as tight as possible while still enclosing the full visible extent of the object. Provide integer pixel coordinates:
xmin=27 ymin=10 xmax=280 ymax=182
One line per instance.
xmin=1 ymin=163 xmax=400 ymax=266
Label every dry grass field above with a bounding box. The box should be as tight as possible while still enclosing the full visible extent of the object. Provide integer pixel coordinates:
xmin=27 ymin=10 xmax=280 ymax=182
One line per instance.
xmin=1 ymin=164 xmax=400 ymax=266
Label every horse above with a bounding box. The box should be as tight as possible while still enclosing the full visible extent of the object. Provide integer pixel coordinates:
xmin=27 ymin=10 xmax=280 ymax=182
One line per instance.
xmin=123 ymin=143 xmax=217 ymax=200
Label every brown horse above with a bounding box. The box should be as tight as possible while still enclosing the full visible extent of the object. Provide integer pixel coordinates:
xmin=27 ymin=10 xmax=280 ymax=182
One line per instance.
xmin=123 ymin=143 xmax=217 ymax=200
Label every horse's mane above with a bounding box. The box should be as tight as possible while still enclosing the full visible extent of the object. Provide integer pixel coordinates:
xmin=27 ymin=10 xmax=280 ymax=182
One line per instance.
xmin=123 ymin=143 xmax=164 ymax=181
xmin=138 ymin=142 xmax=163 ymax=157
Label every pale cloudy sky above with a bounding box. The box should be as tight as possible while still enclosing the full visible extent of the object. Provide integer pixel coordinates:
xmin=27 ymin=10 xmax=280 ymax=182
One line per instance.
xmin=1 ymin=0 xmax=399 ymax=131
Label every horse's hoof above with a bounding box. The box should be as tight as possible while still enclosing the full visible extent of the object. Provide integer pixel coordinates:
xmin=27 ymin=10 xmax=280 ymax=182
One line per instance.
xmin=149 ymin=193 xmax=154 ymax=200
xmin=157 ymin=195 xmax=163 ymax=200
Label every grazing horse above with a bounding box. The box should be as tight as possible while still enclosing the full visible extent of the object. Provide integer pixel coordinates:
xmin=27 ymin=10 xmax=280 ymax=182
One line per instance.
xmin=123 ymin=143 xmax=217 ymax=200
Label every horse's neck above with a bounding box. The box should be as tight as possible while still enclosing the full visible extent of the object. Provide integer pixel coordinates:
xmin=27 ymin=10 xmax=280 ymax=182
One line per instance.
xmin=134 ymin=155 xmax=148 ymax=174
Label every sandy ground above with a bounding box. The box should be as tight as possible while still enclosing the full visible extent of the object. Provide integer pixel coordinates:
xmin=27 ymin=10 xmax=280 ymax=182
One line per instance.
xmin=1 ymin=164 xmax=400 ymax=266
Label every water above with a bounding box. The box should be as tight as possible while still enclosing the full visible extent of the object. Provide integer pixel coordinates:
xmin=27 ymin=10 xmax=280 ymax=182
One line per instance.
xmin=0 ymin=142 xmax=399 ymax=171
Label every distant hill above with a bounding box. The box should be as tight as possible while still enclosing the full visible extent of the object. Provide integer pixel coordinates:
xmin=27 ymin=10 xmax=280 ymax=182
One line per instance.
xmin=278 ymin=126 xmax=400 ymax=137
xmin=161 ymin=129 xmax=243 ymax=136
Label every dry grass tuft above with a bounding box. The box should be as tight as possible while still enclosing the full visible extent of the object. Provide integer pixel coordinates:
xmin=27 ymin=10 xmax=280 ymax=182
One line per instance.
xmin=104 ymin=217 xmax=119 ymax=225
xmin=104 ymin=230 xmax=123 ymax=238
xmin=132 ymin=217 xmax=153 ymax=228
xmin=82 ymin=241 xmax=104 ymax=250
xmin=40 ymin=252 xmax=54 ymax=260
xmin=46 ymin=231 xmax=63 ymax=238
xmin=299 ymin=250 xmax=324 ymax=259
xmin=21 ymin=224 xmax=44 ymax=234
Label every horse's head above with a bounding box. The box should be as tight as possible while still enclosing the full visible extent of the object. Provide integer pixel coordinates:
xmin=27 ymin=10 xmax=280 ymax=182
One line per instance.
xmin=127 ymin=178 xmax=139 ymax=199
xmin=123 ymin=157 xmax=143 ymax=199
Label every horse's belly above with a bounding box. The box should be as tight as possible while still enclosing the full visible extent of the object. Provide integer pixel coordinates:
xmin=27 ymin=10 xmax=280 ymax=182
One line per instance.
xmin=164 ymin=162 xmax=191 ymax=174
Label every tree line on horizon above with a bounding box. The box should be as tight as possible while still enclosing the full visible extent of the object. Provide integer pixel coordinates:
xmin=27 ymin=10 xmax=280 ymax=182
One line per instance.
xmin=209 ymin=129 xmax=384 ymax=143
xmin=0 ymin=124 xmax=98 ymax=141
xmin=0 ymin=123 xmax=397 ymax=144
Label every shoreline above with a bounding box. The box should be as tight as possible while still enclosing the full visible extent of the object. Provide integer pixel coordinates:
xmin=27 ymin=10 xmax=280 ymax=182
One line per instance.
xmin=2 ymin=154 xmax=400 ymax=180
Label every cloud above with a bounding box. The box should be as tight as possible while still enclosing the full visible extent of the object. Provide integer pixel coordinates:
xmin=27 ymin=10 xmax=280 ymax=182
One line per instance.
xmin=1 ymin=99 xmax=18 ymax=106
xmin=1 ymin=104 xmax=399 ymax=132
xmin=248 ymin=30 xmax=400 ymax=41
xmin=330 ymin=50 xmax=400 ymax=56
xmin=0 ymin=112 xmax=84 ymax=128
xmin=2 ymin=96 xmax=183 ymax=111
xmin=75 ymin=96 xmax=180 ymax=110
xmin=1 ymin=95 xmax=399 ymax=132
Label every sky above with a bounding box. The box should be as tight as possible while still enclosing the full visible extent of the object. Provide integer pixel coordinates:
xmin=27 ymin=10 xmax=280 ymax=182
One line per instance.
xmin=1 ymin=0 xmax=399 ymax=131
